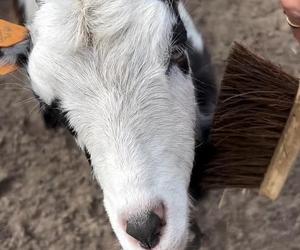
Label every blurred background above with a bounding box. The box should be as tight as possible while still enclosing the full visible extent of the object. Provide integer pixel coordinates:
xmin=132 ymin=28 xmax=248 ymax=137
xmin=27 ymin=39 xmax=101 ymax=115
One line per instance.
xmin=0 ymin=0 xmax=300 ymax=249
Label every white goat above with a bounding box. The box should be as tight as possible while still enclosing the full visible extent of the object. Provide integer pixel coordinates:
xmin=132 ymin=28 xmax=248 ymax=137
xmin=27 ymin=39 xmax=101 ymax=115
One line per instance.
xmin=2 ymin=1 xmax=217 ymax=249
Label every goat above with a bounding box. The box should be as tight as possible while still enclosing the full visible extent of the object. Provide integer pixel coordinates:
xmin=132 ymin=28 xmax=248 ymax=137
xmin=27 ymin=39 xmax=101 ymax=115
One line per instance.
xmin=2 ymin=0 xmax=217 ymax=249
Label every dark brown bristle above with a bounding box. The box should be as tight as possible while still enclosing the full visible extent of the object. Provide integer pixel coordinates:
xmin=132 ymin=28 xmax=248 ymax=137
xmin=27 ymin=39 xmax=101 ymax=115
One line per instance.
xmin=199 ymin=42 xmax=299 ymax=189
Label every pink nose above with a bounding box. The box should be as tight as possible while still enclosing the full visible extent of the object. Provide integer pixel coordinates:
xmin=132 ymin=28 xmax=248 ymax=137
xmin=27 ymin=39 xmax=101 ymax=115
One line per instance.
xmin=126 ymin=210 xmax=165 ymax=249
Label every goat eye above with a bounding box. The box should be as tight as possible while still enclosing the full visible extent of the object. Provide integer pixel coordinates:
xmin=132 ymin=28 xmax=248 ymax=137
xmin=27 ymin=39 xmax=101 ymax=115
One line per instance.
xmin=170 ymin=47 xmax=189 ymax=75
xmin=171 ymin=47 xmax=185 ymax=61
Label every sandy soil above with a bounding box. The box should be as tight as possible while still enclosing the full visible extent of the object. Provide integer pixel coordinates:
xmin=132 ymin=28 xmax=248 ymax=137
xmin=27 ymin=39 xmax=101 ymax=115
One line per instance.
xmin=1 ymin=0 xmax=300 ymax=250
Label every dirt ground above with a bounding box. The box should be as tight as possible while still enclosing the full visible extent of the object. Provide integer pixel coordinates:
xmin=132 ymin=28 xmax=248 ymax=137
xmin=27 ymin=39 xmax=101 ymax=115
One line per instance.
xmin=1 ymin=0 xmax=300 ymax=250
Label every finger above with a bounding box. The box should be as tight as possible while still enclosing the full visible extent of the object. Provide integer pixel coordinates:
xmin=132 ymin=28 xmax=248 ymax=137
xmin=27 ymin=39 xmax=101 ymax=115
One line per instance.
xmin=282 ymin=0 xmax=300 ymax=22
xmin=281 ymin=0 xmax=300 ymax=12
xmin=287 ymin=15 xmax=300 ymax=43
xmin=281 ymin=0 xmax=300 ymax=42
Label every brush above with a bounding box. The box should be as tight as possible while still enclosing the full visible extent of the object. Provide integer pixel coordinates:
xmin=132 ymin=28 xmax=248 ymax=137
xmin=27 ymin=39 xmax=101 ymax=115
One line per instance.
xmin=192 ymin=42 xmax=300 ymax=200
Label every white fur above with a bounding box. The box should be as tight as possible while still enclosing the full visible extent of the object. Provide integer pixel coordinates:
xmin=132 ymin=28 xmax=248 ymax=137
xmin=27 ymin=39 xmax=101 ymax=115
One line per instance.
xmin=22 ymin=1 xmax=204 ymax=249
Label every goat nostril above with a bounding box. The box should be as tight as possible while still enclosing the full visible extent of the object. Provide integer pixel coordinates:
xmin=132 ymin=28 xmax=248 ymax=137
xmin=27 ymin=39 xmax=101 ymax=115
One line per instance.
xmin=126 ymin=211 xmax=164 ymax=249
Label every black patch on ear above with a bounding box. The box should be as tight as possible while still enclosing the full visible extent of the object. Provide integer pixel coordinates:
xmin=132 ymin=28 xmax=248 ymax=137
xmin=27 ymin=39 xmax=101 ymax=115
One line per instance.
xmin=35 ymin=96 xmax=78 ymax=137
xmin=84 ymin=147 xmax=91 ymax=165
xmin=19 ymin=37 xmax=32 ymax=68
xmin=16 ymin=53 xmax=29 ymax=68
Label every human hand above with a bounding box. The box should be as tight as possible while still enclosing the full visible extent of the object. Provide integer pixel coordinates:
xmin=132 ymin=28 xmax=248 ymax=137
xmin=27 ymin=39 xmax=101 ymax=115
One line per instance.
xmin=281 ymin=0 xmax=300 ymax=42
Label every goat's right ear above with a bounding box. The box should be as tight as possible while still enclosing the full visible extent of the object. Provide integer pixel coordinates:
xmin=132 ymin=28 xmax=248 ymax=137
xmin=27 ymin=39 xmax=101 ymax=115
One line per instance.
xmin=0 ymin=19 xmax=31 ymax=75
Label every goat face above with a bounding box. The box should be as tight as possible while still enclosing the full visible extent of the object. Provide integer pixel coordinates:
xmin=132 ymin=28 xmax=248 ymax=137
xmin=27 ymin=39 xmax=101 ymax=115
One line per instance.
xmin=7 ymin=0 xmax=216 ymax=249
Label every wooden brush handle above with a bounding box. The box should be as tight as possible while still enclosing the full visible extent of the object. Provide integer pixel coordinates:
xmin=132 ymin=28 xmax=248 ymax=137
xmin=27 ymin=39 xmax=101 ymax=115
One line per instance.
xmin=260 ymin=83 xmax=300 ymax=200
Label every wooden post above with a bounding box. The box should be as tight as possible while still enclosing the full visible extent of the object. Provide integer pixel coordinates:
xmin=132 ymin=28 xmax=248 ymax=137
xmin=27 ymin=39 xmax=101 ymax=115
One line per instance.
xmin=260 ymin=83 xmax=300 ymax=200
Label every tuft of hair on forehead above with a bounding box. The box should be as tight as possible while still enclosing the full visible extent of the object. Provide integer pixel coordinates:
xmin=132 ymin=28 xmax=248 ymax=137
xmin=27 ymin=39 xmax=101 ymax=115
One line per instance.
xmin=84 ymin=0 xmax=177 ymax=43
xmin=29 ymin=0 xmax=188 ymax=103
xmin=34 ymin=0 xmax=179 ymax=50
xmin=69 ymin=0 xmax=94 ymax=48
xmin=22 ymin=0 xmax=186 ymax=54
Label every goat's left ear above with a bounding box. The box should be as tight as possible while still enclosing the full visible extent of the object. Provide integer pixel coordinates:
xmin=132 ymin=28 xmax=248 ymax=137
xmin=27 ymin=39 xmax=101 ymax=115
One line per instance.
xmin=0 ymin=19 xmax=31 ymax=75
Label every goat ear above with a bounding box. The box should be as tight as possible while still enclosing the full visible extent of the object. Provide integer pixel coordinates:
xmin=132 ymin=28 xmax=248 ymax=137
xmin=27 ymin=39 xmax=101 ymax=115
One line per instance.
xmin=0 ymin=19 xmax=31 ymax=75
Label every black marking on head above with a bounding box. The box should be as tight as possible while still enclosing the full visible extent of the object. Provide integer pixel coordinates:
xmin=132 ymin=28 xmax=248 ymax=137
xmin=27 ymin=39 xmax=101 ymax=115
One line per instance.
xmin=165 ymin=1 xmax=189 ymax=75
xmin=187 ymin=44 xmax=217 ymax=114
xmin=84 ymin=147 xmax=91 ymax=165
xmin=34 ymin=96 xmax=77 ymax=137
xmin=171 ymin=17 xmax=187 ymax=47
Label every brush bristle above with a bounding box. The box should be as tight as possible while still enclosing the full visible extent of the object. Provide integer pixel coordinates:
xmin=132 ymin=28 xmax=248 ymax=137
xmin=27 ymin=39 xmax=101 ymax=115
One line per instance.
xmin=199 ymin=42 xmax=299 ymax=189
